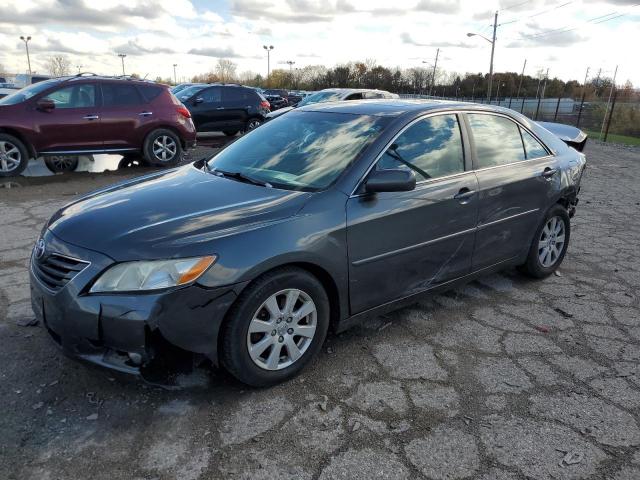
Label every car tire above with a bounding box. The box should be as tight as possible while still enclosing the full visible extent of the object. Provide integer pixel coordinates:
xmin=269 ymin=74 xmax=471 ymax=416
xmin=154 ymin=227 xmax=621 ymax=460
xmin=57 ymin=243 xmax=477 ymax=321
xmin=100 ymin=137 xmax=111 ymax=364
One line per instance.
xmin=220 ymin=267 xmax=330 ymax=387
xmin=44 ymin=155 xmax=79 ymax=173
xmin=143 ymin=129 xmax=182 ymax=167
xmin=0 ymin=134 xmax=30 ymax=177
xmin=519 ymin=204 xmax=571 ymax=279
xmin=223 ymin=129 xmax=239 ymax=137
xmin=243 ymin=118 xmax=262 ymax=133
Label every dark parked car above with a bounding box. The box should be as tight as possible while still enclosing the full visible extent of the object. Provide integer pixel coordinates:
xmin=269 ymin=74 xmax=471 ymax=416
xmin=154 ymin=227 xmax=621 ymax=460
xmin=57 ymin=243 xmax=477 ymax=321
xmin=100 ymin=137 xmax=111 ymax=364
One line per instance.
xmin=0 ymin=75 xmax=196 ymax=177
xmin=263 ymin=89 xmax=302 ymax=107
xmin=30 ymin=100 xmax=586 ymax=386
xmin=181 ymin=84 xmax=270 ymax=136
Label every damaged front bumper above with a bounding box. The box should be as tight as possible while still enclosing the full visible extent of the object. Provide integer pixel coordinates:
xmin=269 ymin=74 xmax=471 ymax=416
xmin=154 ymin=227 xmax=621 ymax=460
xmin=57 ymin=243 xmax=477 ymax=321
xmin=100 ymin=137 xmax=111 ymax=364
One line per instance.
xmin=29 ymin=230 xmax=243 ymax=376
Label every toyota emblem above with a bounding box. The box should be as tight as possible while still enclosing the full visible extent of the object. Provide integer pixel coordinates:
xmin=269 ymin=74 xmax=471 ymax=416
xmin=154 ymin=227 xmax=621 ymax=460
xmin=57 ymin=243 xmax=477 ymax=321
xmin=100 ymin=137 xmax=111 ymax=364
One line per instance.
xmin=34 ymin=238 xmax=46 ymax=259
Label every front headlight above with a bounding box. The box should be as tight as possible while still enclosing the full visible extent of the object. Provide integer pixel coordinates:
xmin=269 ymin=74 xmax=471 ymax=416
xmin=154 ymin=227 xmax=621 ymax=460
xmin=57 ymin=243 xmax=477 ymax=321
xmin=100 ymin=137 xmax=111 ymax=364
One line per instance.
xmin=90 ymin=256 xmax=216 ymax=293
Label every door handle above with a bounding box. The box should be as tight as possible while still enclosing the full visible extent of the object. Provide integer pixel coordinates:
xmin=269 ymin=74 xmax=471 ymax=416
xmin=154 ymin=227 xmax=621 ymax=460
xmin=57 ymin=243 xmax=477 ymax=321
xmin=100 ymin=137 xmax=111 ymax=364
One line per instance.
xmin=138 ymin=111 xmax=153 ymax=116
xmin=216 ymin=107 xmax=225 ymax=110
xmin=83 ymin=115 xmax=99 ymax=120
xmin=541 ymin=167 xmax=558 ymax=179
xmin=454 ymin=187 xmax=475 ymax=203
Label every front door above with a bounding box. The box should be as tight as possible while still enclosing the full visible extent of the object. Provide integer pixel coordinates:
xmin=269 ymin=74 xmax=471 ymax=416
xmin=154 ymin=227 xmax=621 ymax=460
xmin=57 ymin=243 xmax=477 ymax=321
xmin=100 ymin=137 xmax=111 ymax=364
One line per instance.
xmin=33 ymin=82 xmax=103 ymax=153
xmin=346 ymin=113 xmax=479 ymax=314
xmin=465 ymin=112 xmax=559 ymax=270
xmin=190 ymin=87 xmax=224 ymax=131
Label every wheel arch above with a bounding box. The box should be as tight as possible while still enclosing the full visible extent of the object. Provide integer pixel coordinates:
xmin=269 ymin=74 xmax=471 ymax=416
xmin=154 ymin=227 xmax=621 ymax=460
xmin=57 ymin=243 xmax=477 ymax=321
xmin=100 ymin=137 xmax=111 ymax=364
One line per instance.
xmin=144 ymin=125 xmax=187 ymax=148
xmin=0 ymin=127 xmax=36 ymax=158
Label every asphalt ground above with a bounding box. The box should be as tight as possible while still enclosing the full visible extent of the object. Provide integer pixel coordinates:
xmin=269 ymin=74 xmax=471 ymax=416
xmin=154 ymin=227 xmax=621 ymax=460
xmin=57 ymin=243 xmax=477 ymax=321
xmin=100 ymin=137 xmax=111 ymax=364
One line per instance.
xmin=1 ymin=141 xmax=639 ymax=479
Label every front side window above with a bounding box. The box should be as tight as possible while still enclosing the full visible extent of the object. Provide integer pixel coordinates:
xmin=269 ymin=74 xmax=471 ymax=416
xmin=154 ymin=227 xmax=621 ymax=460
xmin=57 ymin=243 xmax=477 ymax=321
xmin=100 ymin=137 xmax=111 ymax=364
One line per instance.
xmin=46 ymin=84 xmax=96 ymax=108
xmin=0 ymin=79 xmax=62 ymax=105
xmin=521 ymin=129 xmax=548 ymax=159
xmin=377 ymin=114 xmax=465 ymax=181
xmin=101 ymin=83 xmax=143 ymax=106
xmin=206 ymin=111 xmax=389 ymax=191
xmin=468 ymin=113 xmax=525 ymax=168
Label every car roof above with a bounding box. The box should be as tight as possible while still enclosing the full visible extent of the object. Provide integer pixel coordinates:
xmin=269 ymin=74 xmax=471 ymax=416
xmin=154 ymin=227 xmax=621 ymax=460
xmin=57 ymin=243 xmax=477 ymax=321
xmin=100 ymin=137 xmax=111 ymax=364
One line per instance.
xmin=298 ymin=99 xmax=527 ymax=118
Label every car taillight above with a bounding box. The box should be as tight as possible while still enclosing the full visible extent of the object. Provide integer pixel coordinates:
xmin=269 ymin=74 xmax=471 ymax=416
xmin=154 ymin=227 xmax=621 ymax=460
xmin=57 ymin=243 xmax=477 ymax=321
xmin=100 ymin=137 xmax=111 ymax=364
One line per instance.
xmin=177 ymin=106 xmax=191 ymax=118
xmin=260 ymin=100 xmax=270 ymax=110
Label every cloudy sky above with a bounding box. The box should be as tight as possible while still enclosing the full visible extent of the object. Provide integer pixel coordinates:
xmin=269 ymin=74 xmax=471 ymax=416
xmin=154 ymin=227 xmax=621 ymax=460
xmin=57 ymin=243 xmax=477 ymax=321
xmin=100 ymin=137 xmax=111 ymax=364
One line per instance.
xmin=0 ymin=0 xmax=638 ymax=85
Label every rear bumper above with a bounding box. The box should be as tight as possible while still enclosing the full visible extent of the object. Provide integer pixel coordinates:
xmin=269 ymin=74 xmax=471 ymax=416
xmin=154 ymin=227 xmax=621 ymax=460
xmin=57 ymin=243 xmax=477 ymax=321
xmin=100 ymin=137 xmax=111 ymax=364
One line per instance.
xmin=29 ymin=231 xmax=242 ymax=375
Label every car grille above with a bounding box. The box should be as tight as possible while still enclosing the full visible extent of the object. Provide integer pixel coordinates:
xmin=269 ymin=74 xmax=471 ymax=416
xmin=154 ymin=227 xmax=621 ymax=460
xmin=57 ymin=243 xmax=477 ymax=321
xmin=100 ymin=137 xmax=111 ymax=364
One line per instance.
xmin=32 ymin=253 xmax=89 ymax=292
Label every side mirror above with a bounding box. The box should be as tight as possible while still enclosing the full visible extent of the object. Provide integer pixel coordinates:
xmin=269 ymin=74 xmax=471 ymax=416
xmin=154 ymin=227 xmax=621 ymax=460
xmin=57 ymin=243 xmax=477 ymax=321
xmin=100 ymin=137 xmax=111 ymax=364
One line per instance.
xmin=37 ymin=98 xmax=55 ymax=112
xmin=365 ymin=169 xmax=416 ymax=193
xmin=193 ymin=97 xmax=204 ymax=105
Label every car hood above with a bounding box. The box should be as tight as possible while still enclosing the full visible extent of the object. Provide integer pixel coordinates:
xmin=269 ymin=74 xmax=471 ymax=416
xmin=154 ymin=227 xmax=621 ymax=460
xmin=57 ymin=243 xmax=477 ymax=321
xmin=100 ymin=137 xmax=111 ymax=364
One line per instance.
xmin=48 ymin=165 xmax=311 ymax=261
xmin=265 ymin=106 xmax=294 ymax=120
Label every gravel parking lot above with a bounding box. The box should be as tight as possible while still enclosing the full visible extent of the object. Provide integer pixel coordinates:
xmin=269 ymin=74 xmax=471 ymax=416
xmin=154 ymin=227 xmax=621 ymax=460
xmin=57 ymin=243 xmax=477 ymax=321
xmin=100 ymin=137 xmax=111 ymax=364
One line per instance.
xmin=1 ymin=141 xmax=639 ymax=480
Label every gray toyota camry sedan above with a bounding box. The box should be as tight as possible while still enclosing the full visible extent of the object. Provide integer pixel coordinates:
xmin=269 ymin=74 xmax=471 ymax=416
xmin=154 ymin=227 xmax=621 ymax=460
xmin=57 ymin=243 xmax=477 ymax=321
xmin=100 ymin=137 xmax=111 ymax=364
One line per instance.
xmin=30 ymin=100 xmax=587 ymax=386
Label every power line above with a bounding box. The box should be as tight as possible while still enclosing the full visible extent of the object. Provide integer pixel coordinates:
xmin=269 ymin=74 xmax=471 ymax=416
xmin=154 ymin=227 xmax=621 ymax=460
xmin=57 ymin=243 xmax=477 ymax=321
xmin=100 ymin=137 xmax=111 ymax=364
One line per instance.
xmin=500 ymin=0 xmax=532 ymax=11
xmin=519 ymin=3 xmax=639 ymax=39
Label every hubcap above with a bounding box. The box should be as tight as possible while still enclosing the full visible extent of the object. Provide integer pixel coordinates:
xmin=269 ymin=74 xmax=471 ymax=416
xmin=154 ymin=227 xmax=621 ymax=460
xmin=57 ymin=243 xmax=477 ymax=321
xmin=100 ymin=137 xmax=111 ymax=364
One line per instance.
xmin=48 ymin=155 xmax=77 ymax=171
xmin=538 ymin=216 xmax=566 ymax=268
xmin=247 ymin=288 xmax=317 ymax=371
xmin=152 ymin=135 xmax=177 ymax=162
xmin=247 ymin=120 xmax=260 ymax=131
xmin=0 ymin=141 xmax=22 ymax=173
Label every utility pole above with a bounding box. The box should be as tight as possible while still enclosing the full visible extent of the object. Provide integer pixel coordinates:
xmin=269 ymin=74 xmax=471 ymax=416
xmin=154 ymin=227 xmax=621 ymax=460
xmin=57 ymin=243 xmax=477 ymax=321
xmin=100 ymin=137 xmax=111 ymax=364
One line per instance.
xmin=173 ymin=63 xmax=177 ymax=84
xmin=516 ymin=58 xmax=526 ymax=99
xmin=263 ymin=45 xmax=274 ymax=85
xmin=582 ymin=66 xmax=590 ymax=94
xmin=19 ymin=36 xmax=32 ymax=74
xmin=117 ymin=53 xmax=126 ymax=76
xmin=286 ymin=60 xmax=295 ymax=72
xmin=430 ymin=48 xmax=439 ymax=97
xmin=487 ymin=11 xmax=498 ymax=101
xmin=599 ymin=65 xmax=618 ymax=140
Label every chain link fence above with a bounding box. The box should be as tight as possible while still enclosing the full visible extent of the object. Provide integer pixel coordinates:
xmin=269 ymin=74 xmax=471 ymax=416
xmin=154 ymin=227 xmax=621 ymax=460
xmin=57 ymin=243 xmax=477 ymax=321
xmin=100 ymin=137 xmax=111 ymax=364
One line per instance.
xmin=400 ymin=92 xmax=640 ymax=146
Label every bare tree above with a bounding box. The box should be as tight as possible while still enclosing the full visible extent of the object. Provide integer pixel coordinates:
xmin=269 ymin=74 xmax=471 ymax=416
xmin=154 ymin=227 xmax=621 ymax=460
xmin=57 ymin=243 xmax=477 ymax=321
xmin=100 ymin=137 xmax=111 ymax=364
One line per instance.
xmin=46 ymin=55 xmax=71 ymax=77
xmin=0 ymin=63 xmax=6 ymax=76
xmin=215 ymin=59 xmax=237 ymax=83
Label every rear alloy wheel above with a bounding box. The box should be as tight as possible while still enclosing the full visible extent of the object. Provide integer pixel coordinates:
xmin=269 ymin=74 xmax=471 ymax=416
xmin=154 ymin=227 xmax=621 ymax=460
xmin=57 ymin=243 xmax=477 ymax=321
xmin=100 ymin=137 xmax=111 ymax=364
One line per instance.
xmin=221 ymin=267 xmax=329 ymax=387
xmin=143 ymin=129 xmax=182 ymax=167
xmin=0 ymin=134 xmax=29 ymax=177
xmin=520 ymin=204 xmax=571 ymax=278
xmin=244 ymin=118 xmax=262 ymax=133
xmin=44 ymin=155 xmax=79 ymax=173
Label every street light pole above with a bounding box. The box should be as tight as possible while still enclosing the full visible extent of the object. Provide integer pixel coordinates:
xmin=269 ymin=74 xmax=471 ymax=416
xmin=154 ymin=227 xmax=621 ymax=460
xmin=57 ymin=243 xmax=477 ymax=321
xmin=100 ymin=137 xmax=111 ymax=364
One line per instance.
xmin=466 ymin=10 xmax=498 ymax=102
xmin=76 ymin=65 xmax=83 ymax=74
xmin=19 ymin=36 xmax=32 ymax=74
xmin=173 ymin=63 xmax=178 ymax=84
xmin=263 ymin=45 xmax=274 ymax=85
xmin=117 ymin=53 xmax=126 ymax=76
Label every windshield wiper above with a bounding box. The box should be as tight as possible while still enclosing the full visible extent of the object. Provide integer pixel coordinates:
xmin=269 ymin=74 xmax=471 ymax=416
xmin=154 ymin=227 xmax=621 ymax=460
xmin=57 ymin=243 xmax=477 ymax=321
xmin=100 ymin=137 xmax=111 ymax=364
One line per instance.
xmin=210 ymin=168 xmax=272 ymax=188
xmin=386 ymin=144 xmax=431 ymax=180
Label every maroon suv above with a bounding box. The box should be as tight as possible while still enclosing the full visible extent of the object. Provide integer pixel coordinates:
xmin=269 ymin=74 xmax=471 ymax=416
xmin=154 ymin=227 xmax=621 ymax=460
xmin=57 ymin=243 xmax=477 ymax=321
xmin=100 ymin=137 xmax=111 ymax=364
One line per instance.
xmin=0 ymin=75 xmax=196 ymax=177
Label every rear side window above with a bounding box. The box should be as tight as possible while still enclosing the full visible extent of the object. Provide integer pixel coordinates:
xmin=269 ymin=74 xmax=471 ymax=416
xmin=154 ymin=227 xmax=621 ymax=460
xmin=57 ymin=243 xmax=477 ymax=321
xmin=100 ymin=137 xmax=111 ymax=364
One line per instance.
xmin=377 ymin=114 xmax=465 ymax=181
xmin=45 ymin=84 xmax=96 ymax=108
xmin=138 ymin=85 xmax=164 ymax=102
xmin=101 ymin=83 xmax=143 ymax=106
xmin=468 ymin=114 xmax=525 ymax=168
xmin=200 ymin=87 xmax=222 ymax=103
xmin=345 ymin=93 xmax=364 ymax=100
xmin=223 ymin=88 xmax=254 ymax=103
xmin=520 ymin=129 xmax=548 ymax=159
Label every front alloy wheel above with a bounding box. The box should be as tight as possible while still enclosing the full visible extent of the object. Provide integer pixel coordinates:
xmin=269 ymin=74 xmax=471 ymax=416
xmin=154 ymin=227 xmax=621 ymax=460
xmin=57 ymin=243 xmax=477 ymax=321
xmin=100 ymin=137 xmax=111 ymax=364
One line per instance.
xmin=220 ymin=267 xmax=329 ymax=387
xmin=0 ymin=140 xmax=23 ymax=174
xmin=247 ymin=289 xmax=317 ymax=371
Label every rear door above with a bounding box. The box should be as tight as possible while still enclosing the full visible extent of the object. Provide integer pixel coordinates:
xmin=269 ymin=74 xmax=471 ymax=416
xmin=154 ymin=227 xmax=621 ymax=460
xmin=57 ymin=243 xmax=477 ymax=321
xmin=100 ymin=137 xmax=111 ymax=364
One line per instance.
xmin=190 ymin=86 xmax=224 ymax=131
xmin=346 ymin=113 xmax=478 ymax=313
xmin=465 ymin=112 xmax=558 ymax=270
xmin=99 ymin=81 xmax=149 ymax=150
xmin=33 ymin=82 xmax=103 ymax=153
xmin=220 ymin=87 xmax=249 ymax=130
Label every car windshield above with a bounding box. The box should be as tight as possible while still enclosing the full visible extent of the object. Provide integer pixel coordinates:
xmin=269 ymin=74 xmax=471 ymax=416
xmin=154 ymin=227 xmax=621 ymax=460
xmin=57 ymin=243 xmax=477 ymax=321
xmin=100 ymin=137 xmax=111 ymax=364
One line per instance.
xmin=176 ymin=85 xmax=206 ymax=100
xmin=298 ymin=91 xmax=343 ymax=107
xmin=0 ymin=79 xmax=61 ymax=105
xmin=205 ymin=111 xmax=389 ymax=191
